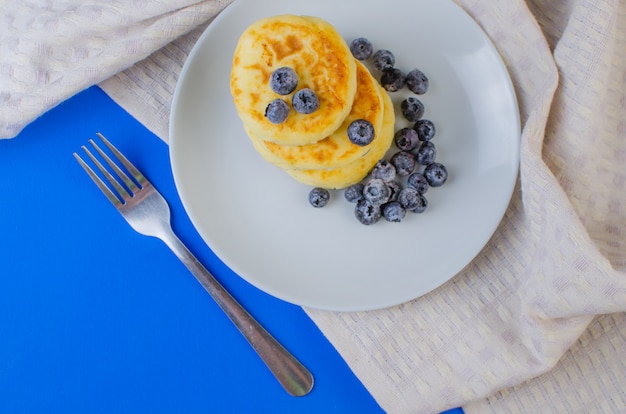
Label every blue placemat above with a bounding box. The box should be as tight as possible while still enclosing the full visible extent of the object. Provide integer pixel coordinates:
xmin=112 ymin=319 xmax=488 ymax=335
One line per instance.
xmin=0 ymin=86 xmax=463 ymax=414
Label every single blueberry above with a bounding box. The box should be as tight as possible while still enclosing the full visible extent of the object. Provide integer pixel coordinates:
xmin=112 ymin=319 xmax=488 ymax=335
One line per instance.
xmin=382 ymin=201 xmax=406 ymax=223
xmin=264 ymin=99 xmax=290 ymax=124
xmin=414 ymin=119 xmax=436 ymax=141
xmin=380 ymin=68 xmax=405 ymax=92
xmin=410 ymin=194 xmax=428 ymax=213
xmin=363 ymin=178 xmax=390 ymax=205
xmin=347 ymin=119 xmax=375 ymax=146
xmin=407 ymin=172 xmax=429 ymax=194
xmin=424 ymin=162 xmax=448 ymax=187
xmin=354 ymin=199 xmax=382 ymax=225
xmin=292 ymin=88 xmax=320 ymax=114
xmin=386 ymin=180 xmax=401 ymax=202
xmin=349 ymin=37 xmax=373 ymax=60
xmin=405 ymin=68 xmax=429 ymax=95
xmin=372 ymin=49 xmax=395 ymax=72
xmin=398 ymin=187 xmax=421 ymax=210
xmin=401 ymin=96 xmax=425 ymax=122
xmin=416 ymin=141 xmax=437 ymax=165
xmin=308 ymin=187 xmax=330 ymax=208
xmin=270 ymin=67 xmax=298 ymax=95
xmin=370 ymin=159 xmax=396 ymax=182
xmin=394 ymin=128 xmax=419 ymax=151
xmin=390 ymin=151 xmax=416 ymax=176
xmin=344 ymin=183 xmax=364 ymax=203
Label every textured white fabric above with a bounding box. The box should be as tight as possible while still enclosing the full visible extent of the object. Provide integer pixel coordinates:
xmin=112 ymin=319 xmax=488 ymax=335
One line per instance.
xmin=0 ymin=0 xmax=231 ymax=138
xmin=3 ymin=1 xmax=625 ymax=413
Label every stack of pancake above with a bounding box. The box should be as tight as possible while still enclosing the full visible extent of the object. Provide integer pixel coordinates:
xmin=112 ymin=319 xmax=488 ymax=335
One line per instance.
xmin=230 ymin=14 xmax=394 ymax=189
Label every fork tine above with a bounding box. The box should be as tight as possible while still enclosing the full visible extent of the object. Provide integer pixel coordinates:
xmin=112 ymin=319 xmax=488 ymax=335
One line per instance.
xmin=73 ymin=152 xmax=123 ymax=207
xmin=89 ymin=137 xmax=139 ymax=194
xmin=81 ymin=144 xmax=133 ymax=202
xmin=96 ymin=132 xmax=148 ymax=189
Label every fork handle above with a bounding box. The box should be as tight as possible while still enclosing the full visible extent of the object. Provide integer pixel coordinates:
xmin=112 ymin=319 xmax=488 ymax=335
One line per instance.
xmin=159 ymin=229 xmax=314 ymax=396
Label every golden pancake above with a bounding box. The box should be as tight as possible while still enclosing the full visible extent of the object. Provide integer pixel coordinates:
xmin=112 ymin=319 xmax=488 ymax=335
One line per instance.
xmin=247 ymin=60 xmax=384 ymax=170
xmin=286 ymin=85 xmax=395 ymax=189
xmin=230 ymin=14 xmax=357 ymax=145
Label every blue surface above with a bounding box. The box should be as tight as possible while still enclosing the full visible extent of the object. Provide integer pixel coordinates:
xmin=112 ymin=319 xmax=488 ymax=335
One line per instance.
xmin=0 ymin=86 xmax=463 ymax=414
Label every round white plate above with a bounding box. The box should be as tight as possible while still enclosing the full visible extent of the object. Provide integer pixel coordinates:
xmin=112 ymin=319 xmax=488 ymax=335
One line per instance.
xmin=169 ymin=0 xmax=520 ymax=311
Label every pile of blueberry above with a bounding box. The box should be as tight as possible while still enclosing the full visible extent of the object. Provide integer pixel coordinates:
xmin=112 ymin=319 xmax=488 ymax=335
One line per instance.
xmin=308 ymin=37 xmax=449 ymax=225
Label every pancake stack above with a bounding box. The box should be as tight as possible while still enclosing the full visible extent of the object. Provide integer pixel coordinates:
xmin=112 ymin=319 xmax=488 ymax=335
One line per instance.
xmin=230 ymin=14 xmax=395 ymax=189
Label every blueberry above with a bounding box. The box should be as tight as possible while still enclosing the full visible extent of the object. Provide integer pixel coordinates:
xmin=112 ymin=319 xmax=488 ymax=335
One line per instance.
xmin=354 ymin=199 xmax=382 ymax=225
xmin=270 ymin=67 xmax=298 ymax=95
xmin=414 ymin=119 xmax=436 ymax=141
xmin=416 ymin=141 xmax=437 ymax=165
xmin=386 ymin=180 xmax=401 ymax=202
xmin=380 ymin=68 xmax=405 ymax=92
xmin=407 ymin=172 xmax=429 ymax=194
xmin=405 ymin=68 xmax=429 ymax=95
xmin=308 ymin=187 xmax=330 ymax=208
xmin=363 ymin=178 xmax=390 ymax=205
xmin=390 ymin=151 xmax=416 ymax=176
xmin=410 ymin=194 xmax=428 ymax=213
xmin=394 ymin=128 xmax=419 ymax=151
xmin=292 ymin=88 xmax=320 ymax=114
xmin=424 ymin=162 xmax=448 ymax=187
xmin=370 ymin=159 xmax=396 ymax=181
xmin=398 ymin=187 xmax=421 ymax=210
xmin=382 ymin=201 xmax=406 ymax=223
xmin=344 ymin=183 xmax=364 ymax=203
xmin=372 ymin=49 xmax=395 ymax=72
xmin=400 ymin=96 xmax=425 ymax=122
xmin=347 ymin=119 xmax=375 ymax=146
xmin=349 ymin=37 xmax=373 ymax=60
xmin=264 ymin=99 xmax=290 ymax=124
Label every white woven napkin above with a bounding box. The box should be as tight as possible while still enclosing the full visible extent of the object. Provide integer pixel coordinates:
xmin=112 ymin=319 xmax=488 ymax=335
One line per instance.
xmin=3 ymin=1 xmax=625 ymax=413
xmin=0 ymin=0 xmax=231 ymax=138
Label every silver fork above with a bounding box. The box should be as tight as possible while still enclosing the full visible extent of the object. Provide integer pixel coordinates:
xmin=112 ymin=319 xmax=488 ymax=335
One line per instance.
xmin=73 ymin=133 xmax=314 ymax=396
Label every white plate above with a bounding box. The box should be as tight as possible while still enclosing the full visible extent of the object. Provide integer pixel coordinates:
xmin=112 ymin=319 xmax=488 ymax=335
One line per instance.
xmin=169 ymin=0 xmax=520 ymax=311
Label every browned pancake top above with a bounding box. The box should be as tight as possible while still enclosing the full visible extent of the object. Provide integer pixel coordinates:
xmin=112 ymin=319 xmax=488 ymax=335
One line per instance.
xmin=230 ymin=15 xmax=358 ymax=146
xmin=249 ymin=60 xmax=384 ymax=170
